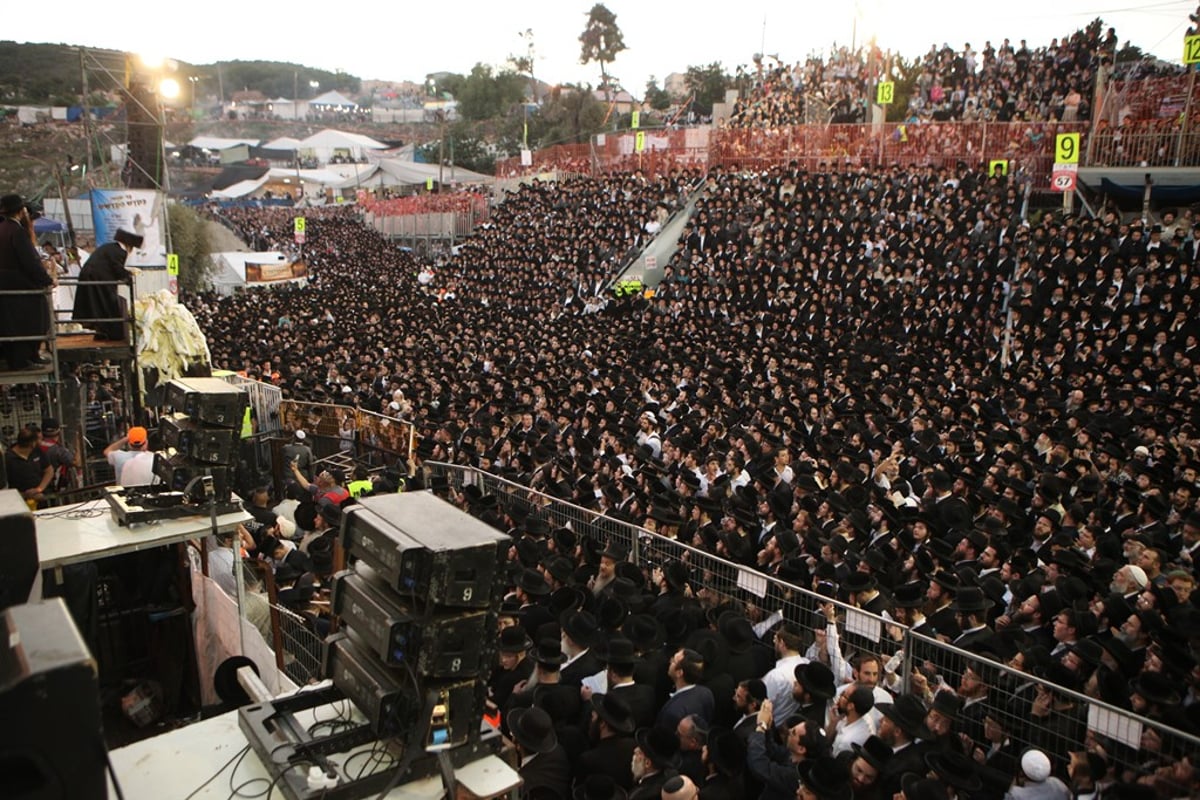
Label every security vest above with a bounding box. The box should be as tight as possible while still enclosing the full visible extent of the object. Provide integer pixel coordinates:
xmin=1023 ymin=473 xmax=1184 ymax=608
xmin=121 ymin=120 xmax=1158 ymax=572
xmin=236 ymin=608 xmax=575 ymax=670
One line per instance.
xmin=240 ymin=407 xmax=254 ymax=438
xmin=347 ymin=479 xmax=374 ymax=498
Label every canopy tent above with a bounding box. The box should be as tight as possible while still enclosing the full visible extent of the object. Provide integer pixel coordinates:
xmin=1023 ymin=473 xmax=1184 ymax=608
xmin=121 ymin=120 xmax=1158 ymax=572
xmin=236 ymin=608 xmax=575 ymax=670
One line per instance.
xmin=33 ymin=216 xmax=66 ymax=234
xmin=210 ymin=167 xmax=369 ymax=199
xmin=263 ymin=136 xmax=303 ymax=151
xmin=295 ymin=129 xmax=388 ymax=163
xmin=374 ymin=158 xmax=492 ymax=186
xmin=308 ymin=90 xmax=358 ymax=108
xmin=210 ymin=251 xmax=308 ymax=295
xmin=189 ymin=136 xmax=261 ymax=151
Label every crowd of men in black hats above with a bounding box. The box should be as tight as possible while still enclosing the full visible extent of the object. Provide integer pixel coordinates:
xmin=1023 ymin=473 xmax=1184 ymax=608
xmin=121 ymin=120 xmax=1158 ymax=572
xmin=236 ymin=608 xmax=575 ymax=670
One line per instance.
xmin=190 ymin=158 xmax=1200 ymax=800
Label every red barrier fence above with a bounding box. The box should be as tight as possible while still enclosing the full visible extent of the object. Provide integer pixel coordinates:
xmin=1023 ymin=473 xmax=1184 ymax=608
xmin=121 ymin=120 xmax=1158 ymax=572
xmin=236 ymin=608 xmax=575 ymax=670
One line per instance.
xmin=358 ymin=191 xmax=489 ymax=219
xmin=498 ymin=114 xmax=1200 ymax=183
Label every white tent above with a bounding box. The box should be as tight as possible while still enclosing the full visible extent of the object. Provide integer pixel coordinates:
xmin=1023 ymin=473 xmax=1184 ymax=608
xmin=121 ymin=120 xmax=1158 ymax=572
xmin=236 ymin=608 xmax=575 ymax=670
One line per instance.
xmin=296 ymin=130 xmax=386 ymax=163
xmin=210 ymin=167 xmax=369 ymax=199
xmin=263 ymin=136 xmax=303 ymax=151
xmin=309 ymin=90 xmax=358 ymax=108
xmin=374 ymin=158 xmax=492 ymax=186
xmin=210 ymin=251 xmax=306 ymax=295
xmin=189 ymin=136 xmax=261 ymax=151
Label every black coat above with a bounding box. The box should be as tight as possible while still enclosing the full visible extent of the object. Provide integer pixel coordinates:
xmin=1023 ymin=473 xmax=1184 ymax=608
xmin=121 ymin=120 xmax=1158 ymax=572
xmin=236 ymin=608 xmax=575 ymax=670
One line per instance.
xmin=577 ymin=735 xmax=636 ymax=790
xmin=73 ymin=242 xmax=130 ymax=339
xmin=0 ymin=217 xmax=52 ymax=344
xmin=518 ymin=745 xmax=572 ymax=800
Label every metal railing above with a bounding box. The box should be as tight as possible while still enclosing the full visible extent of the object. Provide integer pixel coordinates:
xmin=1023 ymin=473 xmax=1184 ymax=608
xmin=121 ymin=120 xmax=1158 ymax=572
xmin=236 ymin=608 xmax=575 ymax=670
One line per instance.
xmin=424 ymin=460 xmax=1200 ymax=785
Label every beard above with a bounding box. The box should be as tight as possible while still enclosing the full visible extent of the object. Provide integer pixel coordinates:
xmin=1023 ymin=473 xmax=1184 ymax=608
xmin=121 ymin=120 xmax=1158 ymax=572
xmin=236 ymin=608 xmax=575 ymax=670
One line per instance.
xmin=631 ymin=755 xmax=647 ymax=782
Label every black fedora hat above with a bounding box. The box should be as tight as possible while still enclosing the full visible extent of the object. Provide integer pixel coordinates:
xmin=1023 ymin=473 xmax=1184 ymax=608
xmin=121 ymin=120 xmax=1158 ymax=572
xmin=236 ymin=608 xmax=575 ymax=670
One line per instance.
xmin=928 ymin=689 xmax=961 ymax=721
xmin=892 ymin=582 xmax=925 ymax=609
xmin=796 ymin=755 xmax=852 ymax=800
xmin=1129 ymin=671 xmax=1181 ymax=706
xmin=634 ymin=726 xmax=681 ymax=769
xmin=600 ymin=540 xmax=628 ymax=561
xmin=925 ymin=750 xmax=983 ymax=792
xmin=594 ymin=635 xmax=637 ymax=666
xmin=842 ymin=571 xmax=878 ymax=594
xmin=794 ymin=661 xmax=836 ymax=701
xmin=509 ymin=706 xmax=558 ymax=754
xmin=561 ymin=609 xmax=600 ymax=648
xmin=498 ymin=626 xmax=532 ymax=653
xmin=591 ymin=692 xmax=635 ymax=734
xmin=573 ymin=775 xmax=627 ymax=800
xmin=948 ymin=586 xmax=993 ymax=613
xmin=662 ymin=560 xmax=690 ymax=591
xmin=901 ymin=775 xmax=949 ymax=800
xmin=851 ymin=735 xmax=892 ymax=772
xmin=877 ymin=694 xmax=927 ymax=738
xmin=622 ymin=614 xmax=664 ymax=651
xmin=519 ymin=568 xmax=551 ymax=597
xmin=718 ymin=612 xmax=756 ymax=653
xmin=531 ymin=637 xmax=566 ymax=666
xmin=705 ymin=727 xmax=746 ymax=777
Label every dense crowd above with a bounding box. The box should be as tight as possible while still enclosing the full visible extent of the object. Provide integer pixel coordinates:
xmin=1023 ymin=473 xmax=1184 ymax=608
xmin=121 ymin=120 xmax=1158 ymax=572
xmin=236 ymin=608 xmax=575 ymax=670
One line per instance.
xmin=726 ymin=17 xmax=1194 ymax=131
xmin=190 ymin=159 xmax=1200 ymax=800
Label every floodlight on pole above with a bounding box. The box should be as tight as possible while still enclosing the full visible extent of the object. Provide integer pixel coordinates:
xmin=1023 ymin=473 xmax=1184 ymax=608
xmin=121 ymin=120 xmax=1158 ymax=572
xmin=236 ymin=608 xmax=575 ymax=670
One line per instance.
xmin=159 ymin=78 xmax=181 ymax=99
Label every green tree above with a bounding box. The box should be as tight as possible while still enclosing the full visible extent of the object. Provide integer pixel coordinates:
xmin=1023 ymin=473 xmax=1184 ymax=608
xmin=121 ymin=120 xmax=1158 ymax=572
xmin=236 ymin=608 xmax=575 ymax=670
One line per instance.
xmin=1114 ymin=41 xmax=1145 ymax=64
xmin=456 ymin=63 xmax=526 ymax=122
xmin=529 ymin=84 xmax=606 ymax=147
xmin=509 ymin=28 xmax=539 ymax=103
xmin=579 ymin=3 xmax=626 ymax=105
xmin=416 ymin=120 xmax=498 ymax=175
xmin=644 ymin=76 xmax=671 ymax=112
xmin=167 ymin=203 xmax=215 ymax=293
xmin=684 ymin=63 xmax=730 ymax=117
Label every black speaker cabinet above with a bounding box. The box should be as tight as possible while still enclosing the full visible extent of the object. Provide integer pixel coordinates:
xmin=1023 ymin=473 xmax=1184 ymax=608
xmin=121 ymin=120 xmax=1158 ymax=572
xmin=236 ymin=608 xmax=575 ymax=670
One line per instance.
xmin=0 ymin=489 xmax=37 ymax=612
xmin=0 ymin=598 xmax=103 ymax=800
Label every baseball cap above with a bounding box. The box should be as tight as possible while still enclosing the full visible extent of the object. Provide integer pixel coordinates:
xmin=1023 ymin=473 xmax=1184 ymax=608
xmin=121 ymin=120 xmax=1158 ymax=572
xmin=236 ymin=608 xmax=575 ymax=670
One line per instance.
xmin=127 ymin=426 xmax=148 ymax=446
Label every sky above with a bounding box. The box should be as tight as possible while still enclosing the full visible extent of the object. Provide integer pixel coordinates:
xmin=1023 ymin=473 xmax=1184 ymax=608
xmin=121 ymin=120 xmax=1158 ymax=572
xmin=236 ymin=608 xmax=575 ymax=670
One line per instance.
xmin=9 ymin=0 xmax=1197 ymax=94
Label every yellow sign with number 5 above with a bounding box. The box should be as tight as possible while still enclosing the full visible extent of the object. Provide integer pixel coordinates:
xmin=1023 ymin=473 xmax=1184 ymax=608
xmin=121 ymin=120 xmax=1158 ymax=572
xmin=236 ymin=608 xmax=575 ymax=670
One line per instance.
xmin=1055 ymin=133 xmax=1080 ymax=165
xmin=294 ymin=217 xmax=306 ymax=234
xmin=877 ymin=82 xmax=895 ymax=105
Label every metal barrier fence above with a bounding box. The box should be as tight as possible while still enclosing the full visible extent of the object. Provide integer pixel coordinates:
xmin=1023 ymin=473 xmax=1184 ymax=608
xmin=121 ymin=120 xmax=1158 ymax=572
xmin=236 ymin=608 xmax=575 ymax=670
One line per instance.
xmin=272 ymin=602 xmax=325 ymax=686
xmin=219 ymin=373 xmax=284 ymax=436
xmin=497 ymin=121 xmax=1107 ymax=186
xmin=426 ymin=461 xmax=1200 ymax=786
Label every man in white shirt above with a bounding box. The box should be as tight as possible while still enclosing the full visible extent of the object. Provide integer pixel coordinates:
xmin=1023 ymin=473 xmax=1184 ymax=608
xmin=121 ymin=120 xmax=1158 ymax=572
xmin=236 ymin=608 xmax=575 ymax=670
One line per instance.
xmin=761 ymin=625 xmax=808 ymax=724
xmin=830 ymin=685 xmax=877 ymax=755
xmin=104 ymin=425 xmax=156 ymax=486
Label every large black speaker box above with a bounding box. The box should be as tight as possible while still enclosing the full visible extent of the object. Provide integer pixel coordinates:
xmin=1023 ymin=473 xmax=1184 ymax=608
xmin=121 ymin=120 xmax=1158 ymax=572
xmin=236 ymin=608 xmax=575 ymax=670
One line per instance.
xmin=0 ymin=598 xmax=104 ymax=800
xmin=0 ymin=489 xmax=37 ymax=612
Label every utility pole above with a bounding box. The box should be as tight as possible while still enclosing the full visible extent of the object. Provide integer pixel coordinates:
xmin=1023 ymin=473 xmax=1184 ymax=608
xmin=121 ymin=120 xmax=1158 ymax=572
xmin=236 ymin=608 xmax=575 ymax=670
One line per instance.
xmin=80 ymin=49 xmax=94 ymax=177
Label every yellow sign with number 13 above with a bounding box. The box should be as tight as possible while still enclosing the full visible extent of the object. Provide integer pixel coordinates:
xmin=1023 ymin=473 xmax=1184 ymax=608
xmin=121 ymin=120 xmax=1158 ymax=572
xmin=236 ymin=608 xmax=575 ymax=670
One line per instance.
xmin=876 ymin=82 xmax=895 ymax=105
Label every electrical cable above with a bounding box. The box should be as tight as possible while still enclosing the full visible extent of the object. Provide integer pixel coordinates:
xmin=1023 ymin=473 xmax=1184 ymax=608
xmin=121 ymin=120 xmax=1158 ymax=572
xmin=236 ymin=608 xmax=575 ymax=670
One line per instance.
xmin=183 ymin=745 xmax=251 ymax=800
xmin=372 ymin=662 xmax=436 ymax=800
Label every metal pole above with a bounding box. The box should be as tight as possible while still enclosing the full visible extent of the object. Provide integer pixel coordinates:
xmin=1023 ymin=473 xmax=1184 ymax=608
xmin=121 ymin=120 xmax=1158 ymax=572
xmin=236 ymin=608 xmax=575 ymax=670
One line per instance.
xmin=1177 ymin=64 xmax=1196 ymax=167
xmin=80 ymin=49 xmax=94 ymax=177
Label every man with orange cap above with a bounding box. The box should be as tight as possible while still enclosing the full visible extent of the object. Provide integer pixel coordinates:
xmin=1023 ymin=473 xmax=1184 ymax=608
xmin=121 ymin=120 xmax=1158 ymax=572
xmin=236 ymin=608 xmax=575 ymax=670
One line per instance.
xmin=104 ymin=425 xmax=156 ymax=486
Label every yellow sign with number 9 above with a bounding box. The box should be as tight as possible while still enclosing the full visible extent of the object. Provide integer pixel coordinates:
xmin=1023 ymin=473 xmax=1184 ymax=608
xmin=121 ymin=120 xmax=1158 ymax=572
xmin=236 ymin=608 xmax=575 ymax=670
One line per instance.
xmin=1055 ymin=133 xmax=1080 ymax=164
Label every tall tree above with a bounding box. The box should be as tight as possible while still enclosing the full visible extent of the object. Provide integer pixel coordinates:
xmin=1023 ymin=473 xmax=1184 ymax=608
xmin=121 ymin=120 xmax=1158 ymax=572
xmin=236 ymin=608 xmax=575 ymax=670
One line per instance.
xmin=684 ymin=63 xmax=731 ymax=117
xmin=644 ymin=76 xmax=671 ymax=112
xmin=579 ymin=3 xmax=626 ymax=105
xmin=509 ymin=28 xmax=539 ymax=104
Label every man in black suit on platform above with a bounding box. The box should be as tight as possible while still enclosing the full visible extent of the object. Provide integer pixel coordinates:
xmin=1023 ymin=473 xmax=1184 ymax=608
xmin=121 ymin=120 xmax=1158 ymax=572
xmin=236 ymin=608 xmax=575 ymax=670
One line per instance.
xmin=560 ymin=610 xmax=603 ymax=687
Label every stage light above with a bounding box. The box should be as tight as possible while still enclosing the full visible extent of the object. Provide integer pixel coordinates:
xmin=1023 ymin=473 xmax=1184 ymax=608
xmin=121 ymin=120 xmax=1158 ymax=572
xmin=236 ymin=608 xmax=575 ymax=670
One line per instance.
xmin=158 ymin=78 xmax=181 ymax=99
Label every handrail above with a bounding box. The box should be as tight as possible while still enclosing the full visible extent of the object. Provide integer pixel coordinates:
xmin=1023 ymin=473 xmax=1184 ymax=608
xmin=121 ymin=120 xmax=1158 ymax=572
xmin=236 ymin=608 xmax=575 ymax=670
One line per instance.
xmin=423 ymin=459 xmax=1200 ymax=754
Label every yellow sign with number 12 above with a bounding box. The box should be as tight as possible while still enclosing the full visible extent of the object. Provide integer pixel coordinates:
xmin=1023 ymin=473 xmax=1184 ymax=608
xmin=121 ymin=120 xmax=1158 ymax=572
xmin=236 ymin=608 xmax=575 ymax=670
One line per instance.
xmin=1185 ymin=35 xmax=1200 ymax=65
xmin=1055 ymin=133 xmax=1080 ymax=165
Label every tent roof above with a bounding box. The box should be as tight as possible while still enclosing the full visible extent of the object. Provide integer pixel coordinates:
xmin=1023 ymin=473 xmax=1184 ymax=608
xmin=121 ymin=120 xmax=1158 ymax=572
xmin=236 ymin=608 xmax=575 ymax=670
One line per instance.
xmin=211 ymin=175 xmax=269 ymax=199
xmin=189 ymin=135 xmax=261 ymax=151
xmin=263 ymin=137 xmax=303 ymax=151
xmin=376 ymin=158 xmax=492 ymax=185
xmin=299 ymin=128 xmax=388 ymax=150
xmin=309 ymin=90 xmax=358 ymax=108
